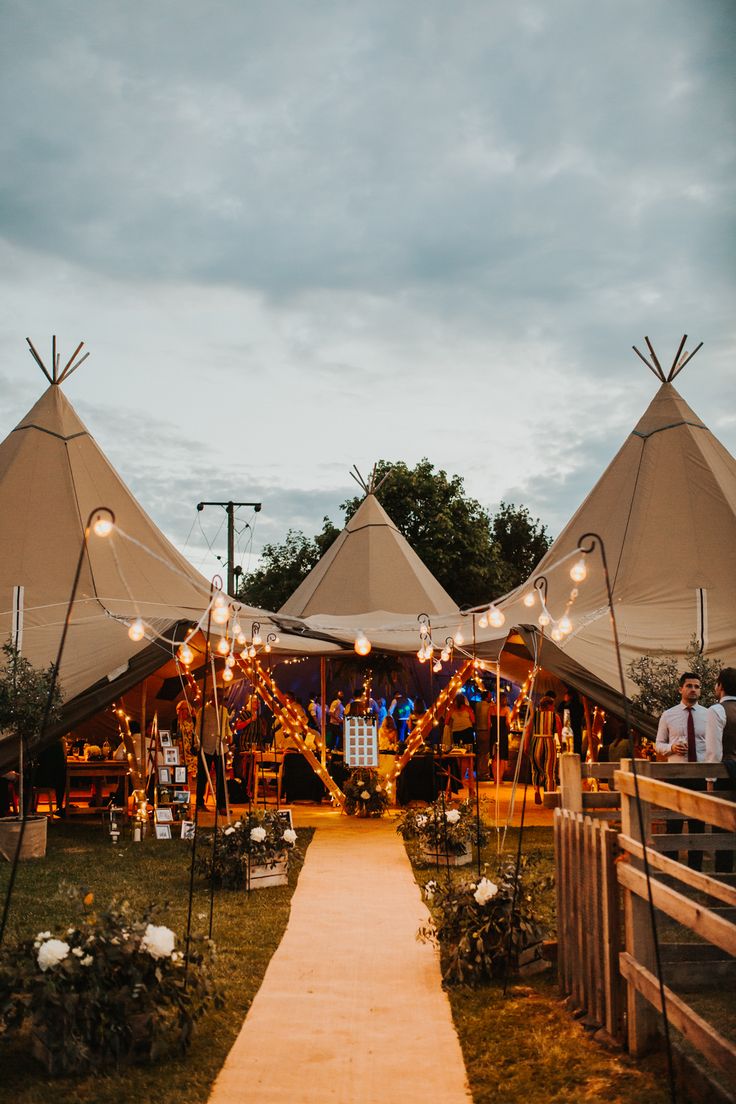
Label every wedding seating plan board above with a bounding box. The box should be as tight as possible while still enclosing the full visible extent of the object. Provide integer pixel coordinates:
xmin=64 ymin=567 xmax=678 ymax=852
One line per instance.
xmin=344 ymin=717 xmax=378 ymax=768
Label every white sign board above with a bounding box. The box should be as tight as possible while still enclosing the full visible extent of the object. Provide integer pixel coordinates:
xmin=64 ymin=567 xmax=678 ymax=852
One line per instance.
xmin=344 ymin=716 xmax=378 ymax=768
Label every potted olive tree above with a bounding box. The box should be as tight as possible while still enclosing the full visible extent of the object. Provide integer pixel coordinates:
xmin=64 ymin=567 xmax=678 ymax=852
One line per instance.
xmin=0 ymin=642 xmax=62 ymax=861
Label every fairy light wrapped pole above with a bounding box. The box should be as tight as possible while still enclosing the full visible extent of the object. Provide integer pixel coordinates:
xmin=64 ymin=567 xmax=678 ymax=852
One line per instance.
xmin=384 ymin=659 xmax=475 ymax=799
xmin=239 ymin=655 xmax=346 ymax=808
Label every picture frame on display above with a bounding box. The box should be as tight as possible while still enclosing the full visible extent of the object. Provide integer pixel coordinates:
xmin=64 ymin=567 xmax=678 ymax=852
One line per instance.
xmin=159 ymin=731 xmax=172 ymax=748
xmin=163 ymin=747 xmax=179 ymax=766
xmin=174 ymin=765 xmax=187 ymax=784
xmin=155 ymin=807 xmax=173 ymax=823
xmin=155 ymin=825 xmax=172 ymax=840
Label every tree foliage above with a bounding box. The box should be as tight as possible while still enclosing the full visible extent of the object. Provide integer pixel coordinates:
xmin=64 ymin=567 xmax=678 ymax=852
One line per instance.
xmin=239 ymin=459 xmax=552 ymax=610
xmin=627 ymin=637 xmax=723 ymax=717
xmin=0 ymin=642 xmax=62 ymax=757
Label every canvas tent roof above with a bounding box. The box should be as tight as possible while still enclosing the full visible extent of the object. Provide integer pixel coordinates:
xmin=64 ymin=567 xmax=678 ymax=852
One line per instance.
xmin=277 ymin=492 xmax=463 ymax=653
xmin=490 ymin=378 xmax=736 ymax=703
xmin=0 ymin=375 xmax=335 ymax=761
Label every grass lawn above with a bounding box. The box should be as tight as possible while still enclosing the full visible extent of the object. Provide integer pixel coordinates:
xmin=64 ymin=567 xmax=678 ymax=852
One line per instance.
xmin=405 ymin=826 xmax=673 ymax=1104
xmin=0 ymin=817 xmax=312 ymax=1104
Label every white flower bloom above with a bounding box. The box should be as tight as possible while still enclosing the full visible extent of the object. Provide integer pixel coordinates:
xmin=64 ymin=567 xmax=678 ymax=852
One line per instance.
xmin=424 ymin=880 xmax=437 ymax=900
xmin=66 ymin=927 xmax=75 ymax=935
xmin=446 ymin=809 xmax=461 ymax=824
xmin=140 ymin=923 xmax=176 ymax=960
xmin=234 ymin=821 xmax=242 ymax=828
xmin=416 ymin=815 xmax=428 ymax=829
xmin=224 ymin=826 xmax=235 ymax=836
xmin=283 ymin=828 xmax=297 ymax=845
xmin=360 ymin=790 xmax=371 ymax=800
xmin=250 ymin=826 xmax=267 ymax=843
xmin=72 ymin=947 xmax=84 ymax=957
xmin=36 ymin=931 xmax=51 ymax=941
xmin=473 ymin=878 xmax=499 ymax=906
xmin=37 ymin=939 xmax=70 ymax=972
xmin=80 ymin=955 xmax=93 ymax=967
xmin=375 ymin=784 xmax=382 ymax=792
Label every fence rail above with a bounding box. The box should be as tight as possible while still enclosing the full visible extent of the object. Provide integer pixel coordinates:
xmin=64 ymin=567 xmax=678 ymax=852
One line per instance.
xmin=554 ymin=755 xmax=736 ymax=1093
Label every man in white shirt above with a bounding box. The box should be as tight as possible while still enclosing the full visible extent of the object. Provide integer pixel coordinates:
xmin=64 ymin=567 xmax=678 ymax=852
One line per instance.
xmin=704 ymin=667 xmax=736 ymax=873
xmin=655 ymin=672 xmax=709 ymax=870
xmin=328 ymin=691 xmax=345 ymax=750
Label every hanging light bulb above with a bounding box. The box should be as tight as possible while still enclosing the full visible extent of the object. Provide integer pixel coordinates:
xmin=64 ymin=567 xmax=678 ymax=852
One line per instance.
xmin=416 ymin=648 xmax=426 ymax=663
xmin=559 ymin=614 xmax=573 ymax=635
xmin=248 ymin=645 xmax=256 ymax=658
xmin=453 ymin=629 xmax=464 ymax=646
xmin=232 ymin=620 xmax=243 ymax=637
xmin=226 ymin=654 xmax=235 ymax=668
xmin=252 ymin=630 xmax=262 ymax=646
xmin=273 ymin=634 xmax=280 ymax=645
xmin=570 ymin=557 xmax=587 ymax=583
xmin=441 ymin=648 xmax=450 ymax=663
xmin=216 ymin=637 xmax=230 ymax=656
xmin=237 ymin=632 xmax=246 ymax=646
xmin=212 ymin=605 xmax=229 ymax=625
xmin=178 ymin=642 xmax=194 ymax=666
xmin=489 ymin=606 xmax=505 ymax=628
xmin=354 ymin=632 xmax=372 ymax=656
xmin=222 ymin=666 xmax=233 ymax=683
xmin=92 ymin=510 xmax=114 ymax=538
xmin=523 ymin=591 xmax=536 ymax=608
xmin=551 ymin=626 xmax=564 ymax=642
xmin=264 ymin=642 xmax=272 ymax=653
xmin=478 ymin=612 xmax=489 ymax=629
xmin=433 ymin=660 xmax=442 ymax=673
xmin=240 ymin=648 xmax=249 ymax=660
xmin=128 ymin=618 xmax=145 ymax=642
xmin=538 ymin=611 xmax=550 ymax=627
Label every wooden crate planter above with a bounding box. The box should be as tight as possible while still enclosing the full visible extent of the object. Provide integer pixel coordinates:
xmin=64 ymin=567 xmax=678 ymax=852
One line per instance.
xmin=247 ymin=853 xmax=288 ymax=889
xmin=419 ymin=841 xmax=472 ymax=866
xmin=32 ymin=1012 xmax=154 ymax=1074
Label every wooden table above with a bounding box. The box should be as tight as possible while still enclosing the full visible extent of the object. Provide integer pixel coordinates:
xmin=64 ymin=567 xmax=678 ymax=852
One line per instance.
xmin=65 ymin=759 xmax=130 ymax=814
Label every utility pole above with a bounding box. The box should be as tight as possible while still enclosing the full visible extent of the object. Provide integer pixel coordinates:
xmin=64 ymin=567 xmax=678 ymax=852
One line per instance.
xmin=196 ymin=500 xmax=262 ymax=596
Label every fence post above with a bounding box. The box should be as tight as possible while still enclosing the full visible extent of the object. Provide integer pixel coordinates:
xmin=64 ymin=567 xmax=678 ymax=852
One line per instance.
xmin=599 ymin=821 xmax=624 ymax=1043
xmin=619 ymin=758 xmax=658 ymax=1056
xmin=560 ymin=753 xmax=582 ymax=813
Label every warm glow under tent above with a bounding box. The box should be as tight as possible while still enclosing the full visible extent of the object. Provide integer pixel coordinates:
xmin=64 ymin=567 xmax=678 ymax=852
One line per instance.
xmin=491 ymin=369 xmax=736 ymax=707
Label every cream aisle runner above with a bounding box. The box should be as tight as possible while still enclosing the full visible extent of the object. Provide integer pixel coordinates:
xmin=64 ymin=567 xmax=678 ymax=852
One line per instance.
xmin=208 ymin=814 xmax=471 ymax=1104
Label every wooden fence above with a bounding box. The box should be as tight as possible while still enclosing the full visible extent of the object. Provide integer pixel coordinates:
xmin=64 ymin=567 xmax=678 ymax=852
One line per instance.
xmin=554 ymin=807 xmax=624 ymax=1043
xmin=554 ymin=755 xmax=736 ymax=1089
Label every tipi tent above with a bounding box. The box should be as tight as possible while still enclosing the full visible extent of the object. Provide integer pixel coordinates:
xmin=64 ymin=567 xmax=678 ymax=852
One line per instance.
xmin=0 ymin=342 xmax=329 ymax=763
xmin=494 ymin=340 xmax=736 ymax=704
xmin=277 ymin=472 xmax=460 ymax=652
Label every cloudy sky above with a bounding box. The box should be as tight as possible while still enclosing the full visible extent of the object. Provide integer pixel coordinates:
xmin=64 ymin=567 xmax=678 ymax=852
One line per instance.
xmin=1 ymin=0 xmax=734 ymax=583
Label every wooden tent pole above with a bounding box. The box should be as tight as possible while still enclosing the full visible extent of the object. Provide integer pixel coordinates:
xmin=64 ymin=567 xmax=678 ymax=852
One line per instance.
xmin=320 ymin=657 xmax=327 ymax=768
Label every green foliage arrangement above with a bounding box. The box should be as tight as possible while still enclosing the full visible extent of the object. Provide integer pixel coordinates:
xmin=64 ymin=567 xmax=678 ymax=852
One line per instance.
xmin=197 ymin=810 xmax=299 ymax=888
xmin=0 ymin=891 xmax=219 ymax=1075
xmin=0 ymin=642 xmax=62 ymax=762
xmin=627 ymin=636 xmax=723 ymax=717
xmin=238 ymin=459 xmax=551 ymax=609
xmin=343 ymin=768 xmax=390 ymax=817
xmin=418 ymin=860 xmax=549 ymax=986
xmin=397 ymin=797 xmax=488 ymax=854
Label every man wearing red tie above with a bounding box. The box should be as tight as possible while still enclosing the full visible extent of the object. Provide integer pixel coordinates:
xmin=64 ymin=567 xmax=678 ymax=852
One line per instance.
xmin=655 ymin=672 xmax=709 ymax=869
